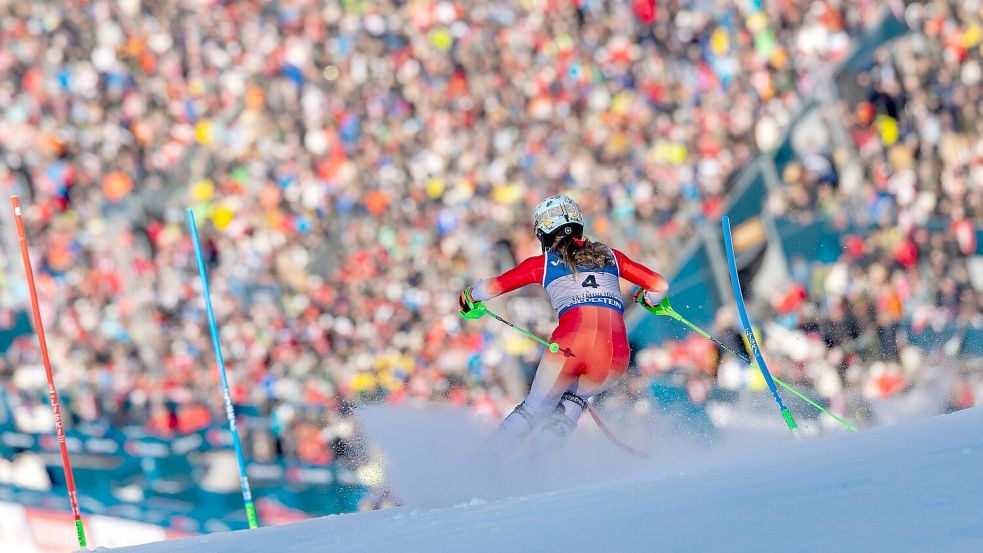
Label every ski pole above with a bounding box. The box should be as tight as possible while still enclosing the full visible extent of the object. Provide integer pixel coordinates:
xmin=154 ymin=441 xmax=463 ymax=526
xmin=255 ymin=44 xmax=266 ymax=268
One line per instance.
xmin=645 ymin=296 xmax=858 ymax=432
xmin=482 ymin=307 xmax=560 ymax=353
xmin=477 ymin=307 xmax=651 ymax=458
xmin=585 ymin=406 xmax=651 ymax=460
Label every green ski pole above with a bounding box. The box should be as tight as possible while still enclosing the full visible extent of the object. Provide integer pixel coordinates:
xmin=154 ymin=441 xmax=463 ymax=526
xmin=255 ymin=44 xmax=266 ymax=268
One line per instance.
xmin=483 ymin=308 xmax=560 ymax=353
xmin=644 ymin=296 xmax=858 ymax=432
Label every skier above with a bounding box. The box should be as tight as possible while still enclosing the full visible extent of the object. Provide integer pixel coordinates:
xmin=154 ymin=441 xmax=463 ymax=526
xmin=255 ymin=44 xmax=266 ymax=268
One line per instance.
xmin=458 ymin=194 xmax=668 ymax=455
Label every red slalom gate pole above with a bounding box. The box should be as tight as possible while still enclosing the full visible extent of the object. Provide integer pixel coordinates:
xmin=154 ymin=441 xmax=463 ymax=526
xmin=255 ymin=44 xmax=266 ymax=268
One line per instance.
xmin=10 ymin=196 xmax=88 ymax=548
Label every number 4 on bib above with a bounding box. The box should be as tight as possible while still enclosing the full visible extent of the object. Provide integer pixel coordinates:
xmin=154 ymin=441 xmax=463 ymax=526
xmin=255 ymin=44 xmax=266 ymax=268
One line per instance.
xmin=581 ymin=275 xmax=600 ymax=288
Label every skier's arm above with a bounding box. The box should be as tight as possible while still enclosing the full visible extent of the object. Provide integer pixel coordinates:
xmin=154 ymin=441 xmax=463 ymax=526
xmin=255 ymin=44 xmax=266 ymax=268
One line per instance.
xmin=469 ymin=255 xmax=545 ymax=301
xmin=612 ymin=249 xmax=668 ymax=305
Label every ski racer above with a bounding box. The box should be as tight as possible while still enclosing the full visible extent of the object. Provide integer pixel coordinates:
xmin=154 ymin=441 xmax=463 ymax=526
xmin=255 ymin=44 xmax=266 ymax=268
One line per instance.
xmin=458 ymin=194 xmax=668 ymax=453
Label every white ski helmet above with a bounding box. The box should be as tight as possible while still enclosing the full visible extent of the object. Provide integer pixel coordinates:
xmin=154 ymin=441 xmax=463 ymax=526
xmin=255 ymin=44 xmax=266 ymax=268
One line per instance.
xmin=532 ymin=195 xmax=584 ymax=249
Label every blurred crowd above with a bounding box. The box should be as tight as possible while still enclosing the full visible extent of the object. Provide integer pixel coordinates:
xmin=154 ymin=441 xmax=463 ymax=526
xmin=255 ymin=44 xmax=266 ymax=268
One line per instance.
xmin=638 ymin=0 xmax=983 ymax=426
xmin=0 ymin=0 xmax=977 ymax=484
xmin=770 ymin=0 xmax=982 ymax=414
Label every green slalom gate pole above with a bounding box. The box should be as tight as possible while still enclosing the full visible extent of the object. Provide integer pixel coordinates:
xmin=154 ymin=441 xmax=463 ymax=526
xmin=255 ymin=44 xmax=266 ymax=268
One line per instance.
xmin=645 ymin=296 xmax=858 ymax=432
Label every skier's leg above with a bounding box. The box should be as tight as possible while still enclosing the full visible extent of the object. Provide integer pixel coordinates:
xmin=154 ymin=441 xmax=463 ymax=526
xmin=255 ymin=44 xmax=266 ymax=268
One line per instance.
xmin=529 ymin=374 xmax=625 ymax=458
xmin=530 ymin=387 xmax=587 ymax=454
xmin=523 ymin=312 xmax=602 ymax=456
xmin=488 ymin=347 xmax=573 ymax=444
xmin=533 ymin=311 xmax=631 ymax=452
xmin=560 ymin=374 xmax=617 ymax=420
xmin=494 ymin=402 xmax=537 ymax=439
xmin=557 ymin=389 xmax=588 ymax=424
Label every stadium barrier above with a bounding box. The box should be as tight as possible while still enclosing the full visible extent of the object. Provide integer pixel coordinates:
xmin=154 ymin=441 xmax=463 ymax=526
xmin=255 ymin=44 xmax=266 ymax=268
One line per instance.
xmin=0 ymin=499 xmax=191 ymax=552
xmin=0 ymin=412 xmax=370 ymax=534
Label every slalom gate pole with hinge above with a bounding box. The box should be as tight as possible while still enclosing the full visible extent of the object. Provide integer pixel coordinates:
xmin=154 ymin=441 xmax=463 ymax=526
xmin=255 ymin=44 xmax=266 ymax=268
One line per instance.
xmin=187 ymin=209 xmax=259 ymax=528
xmin=721 ymin=216 xmax=800 ymax=438
xmin=11 ymin=196 xmax=88 ymax=547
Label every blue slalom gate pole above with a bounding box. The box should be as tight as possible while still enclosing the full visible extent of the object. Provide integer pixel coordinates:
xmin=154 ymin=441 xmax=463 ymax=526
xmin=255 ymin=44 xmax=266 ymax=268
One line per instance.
xmin=187 ymin=209 xmax=260 ymax=528
xmin=721 ymin=216 xmax=800 ymax=438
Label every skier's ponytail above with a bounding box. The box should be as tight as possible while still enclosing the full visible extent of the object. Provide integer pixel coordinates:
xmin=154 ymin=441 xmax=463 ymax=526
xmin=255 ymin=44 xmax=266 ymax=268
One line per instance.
xmin=550 ymin=234 xmax=615 ymax=274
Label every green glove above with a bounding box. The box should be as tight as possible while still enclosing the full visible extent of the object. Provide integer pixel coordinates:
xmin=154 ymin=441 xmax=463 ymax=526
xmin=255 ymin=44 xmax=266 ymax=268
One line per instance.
xmin=633 ymin=288 xmax=672 ymax=317
xmin=458 ymin=287 xmax=487 ymax=320
xmin=651 ymin=295 xmax=673 ymax=317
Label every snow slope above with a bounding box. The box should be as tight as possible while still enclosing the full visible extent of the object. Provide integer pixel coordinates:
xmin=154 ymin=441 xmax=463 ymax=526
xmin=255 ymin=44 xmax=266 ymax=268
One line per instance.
xmin=106 ymin=408 xmax=983 ymax=553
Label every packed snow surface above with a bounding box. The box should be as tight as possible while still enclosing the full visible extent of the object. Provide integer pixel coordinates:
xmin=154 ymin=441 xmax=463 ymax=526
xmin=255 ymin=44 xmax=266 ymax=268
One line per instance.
xmin=106 ymin=407 xmax=983 ymax=553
